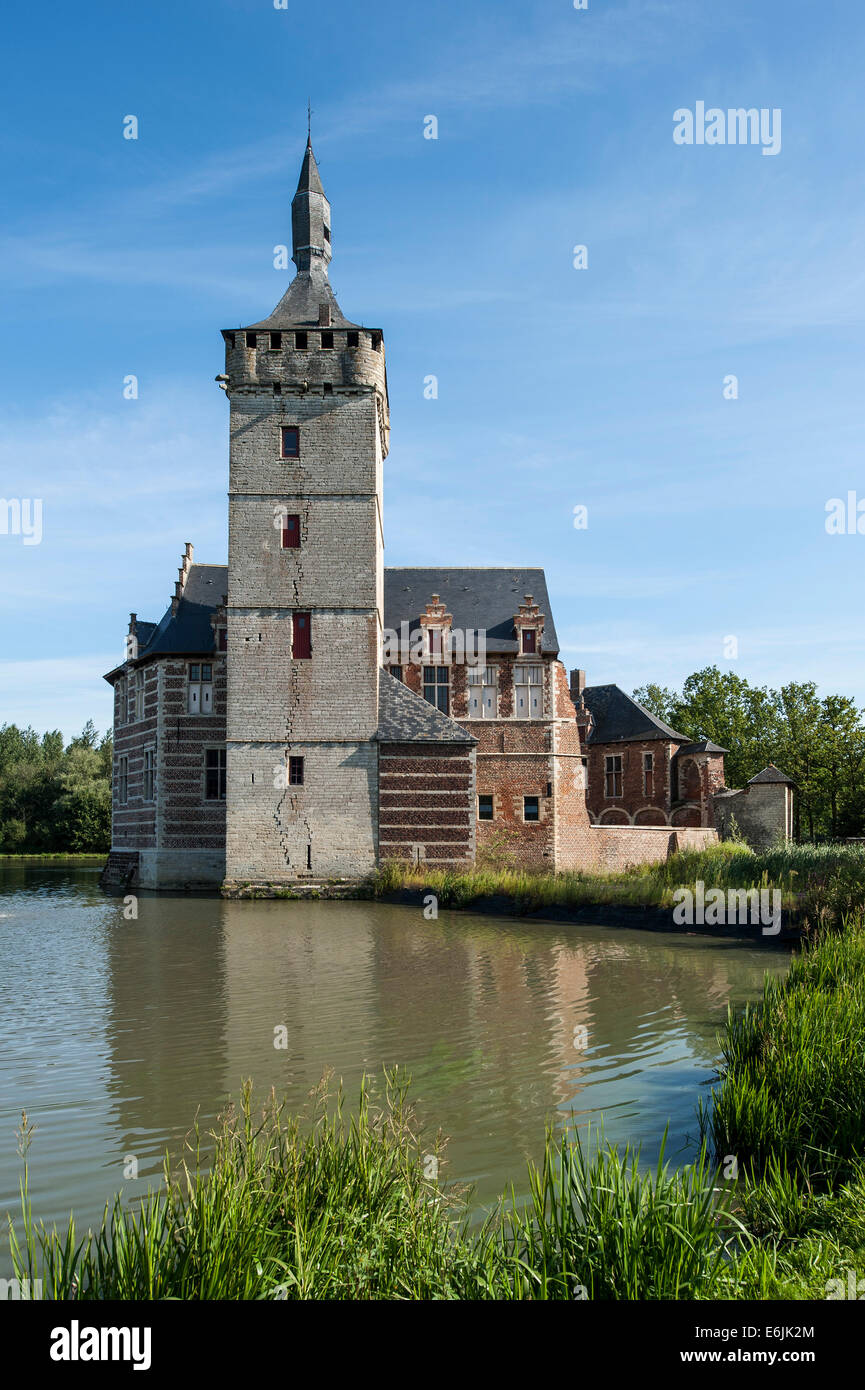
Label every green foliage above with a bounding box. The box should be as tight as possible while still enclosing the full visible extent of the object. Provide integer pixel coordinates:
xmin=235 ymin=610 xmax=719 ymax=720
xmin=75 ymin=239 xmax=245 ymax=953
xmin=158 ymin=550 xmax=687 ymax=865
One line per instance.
xmin=0 ymin=722 xmax=111 ymax=853
xmin=634 ymin=666 xmax=865 ymax=840
xmin=372 ymin=840 xmax=865 ymax=924
xmin=706 ymin=915 xmax=865 ymax=1187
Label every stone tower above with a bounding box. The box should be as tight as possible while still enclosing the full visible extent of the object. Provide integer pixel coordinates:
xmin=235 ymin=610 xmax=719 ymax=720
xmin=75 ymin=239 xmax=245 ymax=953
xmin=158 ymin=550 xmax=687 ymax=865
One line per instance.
xmin=221 ymin=136 xmax=389 ymax=885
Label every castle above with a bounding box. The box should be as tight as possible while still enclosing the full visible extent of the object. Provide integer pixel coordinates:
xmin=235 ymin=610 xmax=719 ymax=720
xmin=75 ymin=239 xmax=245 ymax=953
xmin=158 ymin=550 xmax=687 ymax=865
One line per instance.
xmin=102 ymin=137 xmax=793 ymax=892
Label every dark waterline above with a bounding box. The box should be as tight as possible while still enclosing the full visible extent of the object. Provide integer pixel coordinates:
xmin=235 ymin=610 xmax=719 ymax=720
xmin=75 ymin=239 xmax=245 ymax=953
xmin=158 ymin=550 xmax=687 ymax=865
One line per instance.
xmin=0 ymin=861 xmax=789 ymax=1269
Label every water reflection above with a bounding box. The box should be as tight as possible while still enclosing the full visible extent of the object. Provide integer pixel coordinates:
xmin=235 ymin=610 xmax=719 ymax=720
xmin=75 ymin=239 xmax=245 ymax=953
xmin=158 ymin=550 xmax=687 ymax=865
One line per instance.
xmin=0 ymin=864 xmax=789 ymax=1260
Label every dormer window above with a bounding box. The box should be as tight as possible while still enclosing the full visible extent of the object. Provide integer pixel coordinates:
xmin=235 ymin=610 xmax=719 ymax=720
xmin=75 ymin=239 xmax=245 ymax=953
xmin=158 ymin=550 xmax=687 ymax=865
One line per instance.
xmin=521 ymin=629 xmax=537 ymax=654
xmin=428 ymin=628 xmax=443 ymax=660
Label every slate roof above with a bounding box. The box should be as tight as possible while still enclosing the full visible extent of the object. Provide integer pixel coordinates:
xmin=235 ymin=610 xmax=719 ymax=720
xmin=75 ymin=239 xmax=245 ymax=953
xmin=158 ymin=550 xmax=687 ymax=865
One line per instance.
xmin=245 ymin=269 xmax=360 ymax=331
xmin=582 ymin=685 xmax=690 ymax=745
xmin=748 ymin=764 xmax=796 ymax=786
xmin=676 ymin=739 xmax=728 ymax=755
xmin=375 ymin=671 xmax=476 ymax=744
xmin=136 ymin=566 xmax=227 ymax=661
xmin=384 ymin=568 xmax=559 ymax=655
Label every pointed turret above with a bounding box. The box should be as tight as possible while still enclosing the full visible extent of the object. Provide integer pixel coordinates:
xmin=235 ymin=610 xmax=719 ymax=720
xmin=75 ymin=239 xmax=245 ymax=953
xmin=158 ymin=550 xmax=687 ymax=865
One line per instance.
xmin=291 ymin=137 xmax=331 ymax=273
xmin=245 ymin=135 xmax=356 ymax=329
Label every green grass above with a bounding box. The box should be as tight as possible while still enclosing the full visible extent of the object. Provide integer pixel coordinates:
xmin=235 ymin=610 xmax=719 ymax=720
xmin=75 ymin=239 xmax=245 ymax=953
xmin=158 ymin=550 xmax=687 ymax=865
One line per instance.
xmin=370 ymin=841 xmax=865 ymax=926
xmin=706 ymin=912 xmax=865 ymax=1186
xmin=0 ymin=853 xmax=106 ymax=862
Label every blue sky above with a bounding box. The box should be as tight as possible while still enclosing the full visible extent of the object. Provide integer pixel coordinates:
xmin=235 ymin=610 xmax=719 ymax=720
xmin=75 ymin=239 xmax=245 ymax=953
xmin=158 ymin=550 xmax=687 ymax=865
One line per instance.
xmin=1 ymin=0 xmax=863 ymax=740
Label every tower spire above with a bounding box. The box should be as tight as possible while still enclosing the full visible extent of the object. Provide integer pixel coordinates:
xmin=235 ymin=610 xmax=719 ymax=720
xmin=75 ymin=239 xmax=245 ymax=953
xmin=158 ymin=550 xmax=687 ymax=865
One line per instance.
xmin=291 ymin=131 xmax=330 ymax=271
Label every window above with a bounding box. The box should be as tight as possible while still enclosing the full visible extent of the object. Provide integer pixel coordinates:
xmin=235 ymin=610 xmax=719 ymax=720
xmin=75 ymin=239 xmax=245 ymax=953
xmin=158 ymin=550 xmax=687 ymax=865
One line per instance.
xmin=643 ymin=752 xmax=654 ymax=797
xmin=295 ymin=331 xmax=308 ymax=349
xmin=218 ymin=627 xmax=227 ymax=652
xmin=188 ymin=662 xmax=213 ymax=714
xmin=320 ymin=331 xmax=334 ymax=349
xmin=514 ymin=665 xmax=543 ymax=718
xmin=134 ymin=671 xmax=145 ymax=721
xmin=281 ymin=426 xmax=299 ymax=459
xmin=523 ymin=796 xmax=540 ymax=822
xmin=580 ymin=757 xmax=589 ymax=791
xmin=371 ymin=332 xmax=382 ymax=351
xmin=118 ymin=755 xmax=128 ymax=805
xmin=246 ymin=332 xmax=257 ymax=349
xmin=347 ymin=331 xmax=359 ymax=348
xmin=521 ymin=629 xmax=537 ymax=654
xmin=269 ymin=331 xmax=282 ymax=350
xmin=293 ymin=612 xmax=311 ymax=659
xmin=289 ymin=756 xmax=304 ymax=786
xmin=389 ymin=665 xmax=403 ymax=682
xmin=428 ymin=628 xmax=443 ymax=659
xmin=605 ymin=755 xmax=623 ymax=798
xmin=205 ymin=748 xmax=226 ymax=801
xmin=281 ymin=514 xmax=300 ymax=549
xmin=143 ymin=748 xmax=155 ymax=801
xmin=478 ymin=794 xmax=494 ymax=821
xmin=225 ymin=332 xmax=235 ymax=349
xmin=423 ymin=665 xmax=449 ymax=713
xmin=467 ymin=665 xmax=498 ymax=718
xmin=323 ymin=224 xmax=331 ymax=243
xmin=117 ymin=678 xmax=126 ymax=726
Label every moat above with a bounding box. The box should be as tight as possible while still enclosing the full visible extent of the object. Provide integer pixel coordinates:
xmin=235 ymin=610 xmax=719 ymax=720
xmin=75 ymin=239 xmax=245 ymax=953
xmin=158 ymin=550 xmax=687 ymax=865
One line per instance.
xmin=0 ymin=860 xmax=789 ymax=1271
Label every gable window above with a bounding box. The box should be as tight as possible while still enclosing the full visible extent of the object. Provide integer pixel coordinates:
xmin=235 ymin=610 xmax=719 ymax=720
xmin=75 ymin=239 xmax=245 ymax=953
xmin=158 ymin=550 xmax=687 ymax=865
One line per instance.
xmin=514 ymin=665 xmax=543 ymax=719
xmin=605 ymin=755 xmax=623 ymax=798
xmin=281 ymin=426 xmax=300 ymax=459
xmin=293 ymin=612 xmax=311 ymax=659
xmin=423 ymin=665 xmax=449 ymax=714
xmin=118 ymin=755 xmax=128 ymax=805
xmin=521 ymin=629 xmax=537 ymax=654
xmin=282 ymin=514 xmax=300 ymax=549
xmin=205 ymin=748 xmax=226 ymax=800
xmin=289 ymin=756 xmax=304 ymax=786
xmin=143 ymin=747 xmax=155 ymax=802
xmin=643 ymin=752 xmax=654 ymax=797
xmin=523 ymin=796 xmax=540 ymax=822
xmin=188 ymin=662 xmax=213 ymax=714
xmin=478 ymin=794 xmax=494 ymax=821
xmin=467 ymin=665 xmax=498 ymax=718
xmin=427 ymin=628 xmax=443 ymax=659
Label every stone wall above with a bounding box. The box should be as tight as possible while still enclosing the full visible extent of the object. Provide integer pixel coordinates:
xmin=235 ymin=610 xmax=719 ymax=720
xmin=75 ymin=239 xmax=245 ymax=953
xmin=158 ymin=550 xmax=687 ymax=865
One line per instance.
xmin=713 ymin=783 xmax=793 ymax=851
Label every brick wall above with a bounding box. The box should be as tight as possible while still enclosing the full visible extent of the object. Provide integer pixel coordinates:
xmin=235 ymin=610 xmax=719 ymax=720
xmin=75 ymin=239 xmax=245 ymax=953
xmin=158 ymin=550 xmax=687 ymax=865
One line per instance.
xmin=587 ymin=738 xmax=678 ymax=826
xmin=378 ymin=742 xmax=475 ymax=866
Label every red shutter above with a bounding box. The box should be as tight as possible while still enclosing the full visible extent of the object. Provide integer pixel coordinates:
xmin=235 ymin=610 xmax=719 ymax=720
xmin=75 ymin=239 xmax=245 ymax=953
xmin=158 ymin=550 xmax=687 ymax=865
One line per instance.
xmin=293 ymin=612 xmax=311 ymax=659
xmin=282 ymin=514 xmax=300 ymax=548
xmin=522 ymin=629 xmax=536 ymax=653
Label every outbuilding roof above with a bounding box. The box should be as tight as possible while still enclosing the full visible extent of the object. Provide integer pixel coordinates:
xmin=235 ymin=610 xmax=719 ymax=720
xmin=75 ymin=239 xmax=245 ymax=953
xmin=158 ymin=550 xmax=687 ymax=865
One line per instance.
xmin=582 ymin=685 xmax=690 ymax=745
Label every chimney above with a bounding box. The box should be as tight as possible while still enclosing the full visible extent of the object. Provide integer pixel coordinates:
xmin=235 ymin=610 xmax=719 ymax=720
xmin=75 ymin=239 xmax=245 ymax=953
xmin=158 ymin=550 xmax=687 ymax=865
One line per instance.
xmin=570 ymin=668 xmax=587 ymax=704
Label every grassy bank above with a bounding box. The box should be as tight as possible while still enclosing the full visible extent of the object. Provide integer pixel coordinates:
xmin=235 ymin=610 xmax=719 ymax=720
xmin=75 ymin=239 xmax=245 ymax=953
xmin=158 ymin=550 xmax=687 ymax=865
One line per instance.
xmin=369 ymin=841 xmax=865 ymax=929
xmin=0 ymin=853 xmax=106 ymax=862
